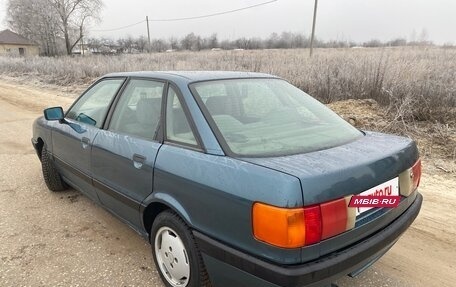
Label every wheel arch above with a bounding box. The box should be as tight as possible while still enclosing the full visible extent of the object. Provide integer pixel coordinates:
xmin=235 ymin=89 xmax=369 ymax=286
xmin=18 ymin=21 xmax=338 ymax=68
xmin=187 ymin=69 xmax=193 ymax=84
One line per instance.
xmin=142 ymin=192 xmax=193 ymax=239
xmin=36 ymin=137 xmax=45 ymax=160
xmin=32 ymin=116 xmax=53 ymax=159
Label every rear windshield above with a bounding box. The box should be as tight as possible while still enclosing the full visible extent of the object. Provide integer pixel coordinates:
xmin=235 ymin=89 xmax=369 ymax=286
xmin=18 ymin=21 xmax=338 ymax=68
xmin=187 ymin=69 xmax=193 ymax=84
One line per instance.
xmin=190 ymin=78 xmax=362 ymax=157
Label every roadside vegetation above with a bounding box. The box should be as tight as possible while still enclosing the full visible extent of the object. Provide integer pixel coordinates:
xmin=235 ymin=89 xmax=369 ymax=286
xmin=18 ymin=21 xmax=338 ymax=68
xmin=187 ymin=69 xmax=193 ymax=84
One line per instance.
xmin=0 ymin=46 xmax=455 ymax=167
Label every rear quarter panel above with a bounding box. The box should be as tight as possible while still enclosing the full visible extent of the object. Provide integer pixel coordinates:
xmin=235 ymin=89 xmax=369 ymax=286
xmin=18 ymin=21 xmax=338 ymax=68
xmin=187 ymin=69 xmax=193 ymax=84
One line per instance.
xmin=148 ymin=144 xmax=305 ymax=264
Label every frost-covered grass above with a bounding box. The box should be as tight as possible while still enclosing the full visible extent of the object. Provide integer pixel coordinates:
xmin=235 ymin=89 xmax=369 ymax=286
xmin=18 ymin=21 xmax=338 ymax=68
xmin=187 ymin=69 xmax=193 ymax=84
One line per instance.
xmin=1 ymin=47 xmax=455 ymax=123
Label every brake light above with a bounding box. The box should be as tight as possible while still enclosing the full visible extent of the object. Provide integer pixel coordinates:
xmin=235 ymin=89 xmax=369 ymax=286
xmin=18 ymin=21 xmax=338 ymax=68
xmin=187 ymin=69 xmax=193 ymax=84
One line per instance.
xmin=252 ymin=196 xmax=356 ymax=248
xmin=303 ymin=205 xmax=321 ymax=245
xmin=320 ymin=198 xmax=347 ymax=240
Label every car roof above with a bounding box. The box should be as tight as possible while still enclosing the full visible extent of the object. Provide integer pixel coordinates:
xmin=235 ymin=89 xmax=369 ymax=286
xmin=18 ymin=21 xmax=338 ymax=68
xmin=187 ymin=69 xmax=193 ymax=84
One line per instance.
xmin=104 ymin=71 xmax=279 ymax=83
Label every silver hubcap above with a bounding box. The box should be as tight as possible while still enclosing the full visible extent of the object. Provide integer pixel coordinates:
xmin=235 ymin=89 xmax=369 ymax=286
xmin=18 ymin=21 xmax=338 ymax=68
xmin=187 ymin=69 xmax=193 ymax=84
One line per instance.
xmin=155 ymin=227 xmax=190 ymax=287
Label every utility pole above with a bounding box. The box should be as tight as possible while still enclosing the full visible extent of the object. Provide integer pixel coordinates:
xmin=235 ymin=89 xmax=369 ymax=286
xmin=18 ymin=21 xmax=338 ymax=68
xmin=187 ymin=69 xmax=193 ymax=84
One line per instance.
xmin=310 ymin=0 xmax=318 ymax=57
xmin=146 ymin=16 xmax=151 ymax=53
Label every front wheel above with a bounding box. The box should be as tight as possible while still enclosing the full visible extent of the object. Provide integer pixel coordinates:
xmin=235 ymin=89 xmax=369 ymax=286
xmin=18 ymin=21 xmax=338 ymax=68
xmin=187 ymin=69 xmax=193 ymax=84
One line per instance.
xmin=151 ymin=210 xmax=210 ymax=287
xmin=41 ymin=146 xmax=67 ymax=192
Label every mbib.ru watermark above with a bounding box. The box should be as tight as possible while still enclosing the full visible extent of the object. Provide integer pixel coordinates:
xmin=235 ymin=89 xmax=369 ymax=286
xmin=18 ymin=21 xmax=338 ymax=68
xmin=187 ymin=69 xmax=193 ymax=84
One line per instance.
xmin=348 ymin=195 xmax=401 ymax=208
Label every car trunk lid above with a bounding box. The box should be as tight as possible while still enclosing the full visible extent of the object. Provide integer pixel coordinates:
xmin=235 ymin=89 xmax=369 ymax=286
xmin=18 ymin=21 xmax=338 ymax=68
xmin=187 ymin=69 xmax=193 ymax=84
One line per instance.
xmin=242 ymin=131 xmax=419 ymax=206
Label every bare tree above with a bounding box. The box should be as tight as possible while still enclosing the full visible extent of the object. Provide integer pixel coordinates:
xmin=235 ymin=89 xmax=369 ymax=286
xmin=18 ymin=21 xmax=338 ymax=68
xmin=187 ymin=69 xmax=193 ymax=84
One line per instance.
xmin=151 ymin=39 xmax=166 ymax=52
xmin=7 ymin=0 xmax=62 ymax=56
xmin=168 ymin=37 xmax=179 ymax=51
xmin=135 ymin=36 xmax=148 ymax=53
xmin=47 ymin=0 xmax=103 ymax=55
xmin=124 ymin=36 xmax=134 ymax=53
xmin=235 ymin=37 xmax=252 ymax=49
xmin=86 ymin=37 xmax=102 ymax=53
xmin=7 ymin=0 xmax=102 ymax=56
xmin=181 ymin=33 xmax=196 ymax=51
xmin=209 ymin=33 xmax=218 ymax=48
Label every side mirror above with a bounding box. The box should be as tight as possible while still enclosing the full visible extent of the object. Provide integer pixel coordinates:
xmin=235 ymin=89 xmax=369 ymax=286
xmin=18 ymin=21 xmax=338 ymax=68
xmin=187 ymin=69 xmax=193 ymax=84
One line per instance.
xmin=44 ymin=107 xmax=64 ymax=121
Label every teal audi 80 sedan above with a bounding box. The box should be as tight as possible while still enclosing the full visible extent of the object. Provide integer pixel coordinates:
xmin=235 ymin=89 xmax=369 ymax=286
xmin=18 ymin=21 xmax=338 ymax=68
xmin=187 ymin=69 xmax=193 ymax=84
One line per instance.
xmin=32 ymin=71 xmax=422 ymax=287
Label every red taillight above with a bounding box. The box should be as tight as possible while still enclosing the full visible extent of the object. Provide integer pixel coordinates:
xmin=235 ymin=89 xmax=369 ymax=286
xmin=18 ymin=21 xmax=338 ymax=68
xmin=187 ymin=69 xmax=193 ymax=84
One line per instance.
xmin=303 ymin=205 xmax=322 ymax=245
xmin=411 ymin=159 xmax=422 ymax=191
xmin=320 ymin=198 xmax=348 ymax=240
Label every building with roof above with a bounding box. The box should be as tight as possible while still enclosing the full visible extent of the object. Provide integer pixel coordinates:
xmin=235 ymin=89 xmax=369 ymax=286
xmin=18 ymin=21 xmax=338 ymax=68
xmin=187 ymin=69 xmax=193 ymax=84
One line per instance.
xmin=0 ymin=30 xmax=39 ymax=56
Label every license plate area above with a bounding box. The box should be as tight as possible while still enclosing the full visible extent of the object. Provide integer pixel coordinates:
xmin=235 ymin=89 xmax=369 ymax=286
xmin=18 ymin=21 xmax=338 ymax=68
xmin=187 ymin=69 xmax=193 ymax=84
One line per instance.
xmin=356 ymin=177 xmax=399 ymax=216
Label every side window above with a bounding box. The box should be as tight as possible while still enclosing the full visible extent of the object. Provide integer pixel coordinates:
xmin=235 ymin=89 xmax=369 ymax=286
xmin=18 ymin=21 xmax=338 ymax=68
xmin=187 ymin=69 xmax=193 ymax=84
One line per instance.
xmin=109 ymin=79 xmax=164 ymax=140
xmin=66 ymin=79 xmax=124 ymax=128
xmin=166 ymin=87 xmax=198 ymax=146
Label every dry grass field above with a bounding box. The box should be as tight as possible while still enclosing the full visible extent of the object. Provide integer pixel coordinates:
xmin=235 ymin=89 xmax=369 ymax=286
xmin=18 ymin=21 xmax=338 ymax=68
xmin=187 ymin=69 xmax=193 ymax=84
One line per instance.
xmin=1 ymin=46 xmax=455 ymax=168
xmin=0 ymin=47 xmax=456 ymax=123
xmin=1 ymin=47 xmax=455 ymax=122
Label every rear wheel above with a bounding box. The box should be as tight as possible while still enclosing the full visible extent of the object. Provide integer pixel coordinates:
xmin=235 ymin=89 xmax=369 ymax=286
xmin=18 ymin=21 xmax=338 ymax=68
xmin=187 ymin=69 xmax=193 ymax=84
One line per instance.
xmin=151 ymin=210 xmax=210 ymax=287
xmin=41 ymin=146 xmax=67 ymax=192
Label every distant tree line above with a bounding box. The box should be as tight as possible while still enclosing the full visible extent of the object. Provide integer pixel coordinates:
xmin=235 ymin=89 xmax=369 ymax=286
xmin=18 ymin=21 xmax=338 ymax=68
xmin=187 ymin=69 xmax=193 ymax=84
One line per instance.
xmin=84 ymin=32 xmax=437 ymax=55
xmin=5 ymin=0 xmax=440 ymax=57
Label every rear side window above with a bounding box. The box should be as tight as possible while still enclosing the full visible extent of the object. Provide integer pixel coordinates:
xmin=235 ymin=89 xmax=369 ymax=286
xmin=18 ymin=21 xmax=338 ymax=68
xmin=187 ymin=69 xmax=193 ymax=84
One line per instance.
xmin=109 ymin=79 xmax=164 ymax=140
xmin=165 ymin=86 xmax=198 ymax=146
xmin=66 ymin=79 xmax=124 ymax=128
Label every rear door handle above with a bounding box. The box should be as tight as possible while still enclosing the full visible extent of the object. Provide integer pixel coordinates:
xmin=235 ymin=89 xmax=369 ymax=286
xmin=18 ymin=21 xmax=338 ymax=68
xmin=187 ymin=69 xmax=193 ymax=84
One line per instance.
xmin=132 ymin=154 xmax=146 ymax=169
xmin=81 ymin=137 xmax=90 ymax=149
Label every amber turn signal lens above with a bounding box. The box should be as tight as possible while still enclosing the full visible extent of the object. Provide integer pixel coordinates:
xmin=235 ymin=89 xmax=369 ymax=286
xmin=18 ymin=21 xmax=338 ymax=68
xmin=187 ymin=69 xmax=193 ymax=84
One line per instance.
xmin=252 ymin=203 xmax=306 ymax=248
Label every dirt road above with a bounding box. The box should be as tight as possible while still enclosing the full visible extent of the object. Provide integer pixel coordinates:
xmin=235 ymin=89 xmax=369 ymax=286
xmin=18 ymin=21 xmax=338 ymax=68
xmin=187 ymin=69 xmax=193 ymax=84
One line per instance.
xmin=0 ymin=78 xmax=455 ymax=287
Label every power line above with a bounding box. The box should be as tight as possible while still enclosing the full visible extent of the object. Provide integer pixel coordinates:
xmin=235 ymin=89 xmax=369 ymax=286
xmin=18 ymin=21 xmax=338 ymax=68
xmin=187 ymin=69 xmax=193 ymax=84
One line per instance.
xmin=148 ymin=0 xmax=278 ymax=22
xmin=91 ymin=20 xmax=146 ymax=32
xmin=89 ymin=0 xmax=278 ymax=32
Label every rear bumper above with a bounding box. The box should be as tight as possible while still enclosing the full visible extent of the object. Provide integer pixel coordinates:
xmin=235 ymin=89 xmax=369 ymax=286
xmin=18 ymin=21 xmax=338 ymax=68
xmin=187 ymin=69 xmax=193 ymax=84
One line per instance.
xmin=194 ymin=192 xmax=422 ymax=287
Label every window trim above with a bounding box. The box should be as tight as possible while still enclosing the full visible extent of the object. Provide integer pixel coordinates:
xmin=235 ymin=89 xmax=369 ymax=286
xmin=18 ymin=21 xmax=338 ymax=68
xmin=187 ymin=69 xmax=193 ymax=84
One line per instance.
xmin=104 ymin=77 xmax=167 ymax=142
xmin=65 ymin=76 xmax=127 ymax=129
xmin=163 ymin=82 xmax=205 ymax=152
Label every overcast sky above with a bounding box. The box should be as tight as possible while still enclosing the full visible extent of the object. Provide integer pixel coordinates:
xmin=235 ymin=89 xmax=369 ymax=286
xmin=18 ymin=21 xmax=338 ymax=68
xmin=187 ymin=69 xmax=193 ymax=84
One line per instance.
xmin=0 ymin=0 xmax=455 ymax=44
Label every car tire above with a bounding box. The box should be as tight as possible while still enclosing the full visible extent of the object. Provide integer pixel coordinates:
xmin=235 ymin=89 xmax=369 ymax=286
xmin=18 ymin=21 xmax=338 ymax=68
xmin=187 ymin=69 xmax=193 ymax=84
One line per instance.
xmin=151 ymin=210 xmax=211 ymax=287
xmin=41 ymin=146 xmax=68 ymax=192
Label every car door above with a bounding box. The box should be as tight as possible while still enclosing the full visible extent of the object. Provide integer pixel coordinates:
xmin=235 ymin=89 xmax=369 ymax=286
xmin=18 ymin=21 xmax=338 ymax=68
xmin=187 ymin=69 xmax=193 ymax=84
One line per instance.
xmin=91 ymin=78 xmax=165 ymax=228
xmin=52 ymin=78 xmax=125 ymax=202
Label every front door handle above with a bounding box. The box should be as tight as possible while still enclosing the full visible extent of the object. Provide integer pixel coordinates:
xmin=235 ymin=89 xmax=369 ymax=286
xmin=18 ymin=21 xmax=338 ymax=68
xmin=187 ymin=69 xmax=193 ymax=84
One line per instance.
xmin=81 ymin=137 xmax=90 ymax=149
xmin=132 ymin=154 xmax=146 ymax=169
